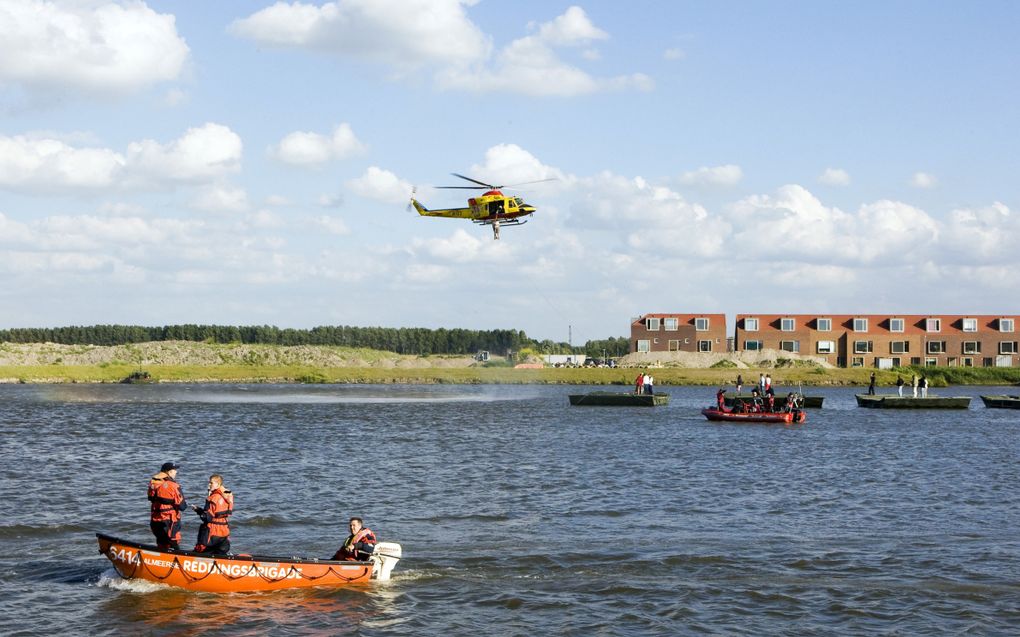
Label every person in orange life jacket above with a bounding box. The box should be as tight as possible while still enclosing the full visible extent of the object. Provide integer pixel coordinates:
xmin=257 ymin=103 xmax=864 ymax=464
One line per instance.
xmin=332 ymin=517 xmax=377 ymax=561
xmin=716 ymin=388 xmax=727 ymax=410
xmin=148 ymin=462 xmax=188 ymax=551
xmin=192 ymin=474 xmax=233 ymax=555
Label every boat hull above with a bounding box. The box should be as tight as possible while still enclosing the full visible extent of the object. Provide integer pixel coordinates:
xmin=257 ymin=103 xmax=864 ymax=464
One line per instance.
xmin=97 ymin=533 xmax=378 ymax=593
xmin=980 ymin=395 xmax=1020 ymax=409
xmin=701 ymin=408 xmax=806 ymax=424
xmin=855 ymin=394 xmax=971 ymax=409
xmin=568 ymin=391 xmax=669 ymax=406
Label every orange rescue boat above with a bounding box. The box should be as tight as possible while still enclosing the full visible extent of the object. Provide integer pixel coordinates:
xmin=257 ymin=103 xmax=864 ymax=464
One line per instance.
xmin=96 ymin=533 xmax=402 ymax=593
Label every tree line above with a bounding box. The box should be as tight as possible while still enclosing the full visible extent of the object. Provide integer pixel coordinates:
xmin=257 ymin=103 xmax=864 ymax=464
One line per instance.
xmin=0 ymin=325 xmax=631 ymax=358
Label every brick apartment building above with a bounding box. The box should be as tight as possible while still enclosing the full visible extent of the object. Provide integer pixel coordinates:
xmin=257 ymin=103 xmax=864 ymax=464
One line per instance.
xmin=733 ymin=314 xmax=1020 ymax=368
xmin=630 ymin=314 xmax=728 ymax=354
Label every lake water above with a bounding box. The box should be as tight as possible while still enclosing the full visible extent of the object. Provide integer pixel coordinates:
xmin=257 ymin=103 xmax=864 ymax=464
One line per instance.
xmin=0 ymin=383 xmax=1018 ymax=635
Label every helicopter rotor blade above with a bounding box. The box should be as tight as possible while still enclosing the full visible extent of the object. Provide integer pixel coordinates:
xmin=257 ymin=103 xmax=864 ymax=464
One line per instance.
xmin=502 ymin=177 xmax=559 ymax=189
xmin=434 ymin=186 xmax=487 ymax=190
xmin=451 ymin=173 xmax=497 ymax=189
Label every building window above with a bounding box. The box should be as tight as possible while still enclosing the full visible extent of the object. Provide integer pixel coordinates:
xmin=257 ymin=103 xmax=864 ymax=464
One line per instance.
xmin=890 ymin=341 xmax=909 ymax=354
xmin=816 ymin=318 xmax=832 ymax=331
xmin=889 ymin=318 xmax=904 ymax=332
xmin=851 ymin=357 xmax=864 ymax=367
xmin=1000 ymin=318 xmax=1014 ymax=333
xmin=853 ymin=340 xmax=873 ymax=354
xmin=927 ymin=341 xmax=945 ymax=354
xmin=780 ymin=340 xmax=800 ymax=353
xmin=645 ymin=318 xmax=660 ymax=331
xmin=744 ymin=318 xmax=759 ymax=331
xmin=698 ymin=340 xmax=712 ymax=352
xmin=925 ymin=357 xmax=938 ymax=366
xmin=668 ymin=340 xmax=681 ymax=351
xmin=637 ymin=340 xmax=650 ymax=353
xmin=744 ymin=340 xmax=763 ymax=351
xmin=891 ymin=357 xmax=901 ymax=367
xmin=962 ymin=341 xmax=980 ymax=354
xmin=663 ymin=318 xmax=678 ymax=331
xmin=962 ymin=318 xmax=978 ymax=332
xmin=962 ymin=357 xmax=974 ymax=367
xmin=926 ymin=318 xmax=941 ymax=332
xmin=695 ymin=317 xmax=710 ymax=331
xmin=853 ymin=318 xmax=868 ymax=332
xmin=817 ymin=340 xmax=835 ymax=354
xmin=999 ymin=341 xmax=1017 ymax=354
xmin=780 ymin=318 xmax=795 ymax=331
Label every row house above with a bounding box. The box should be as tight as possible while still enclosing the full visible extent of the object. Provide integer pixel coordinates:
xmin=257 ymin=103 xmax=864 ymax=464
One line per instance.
xmin=733 ymin=314 xmax=1020 ymax=368
xmin=630 ymin=314 xmax=728 ymax=354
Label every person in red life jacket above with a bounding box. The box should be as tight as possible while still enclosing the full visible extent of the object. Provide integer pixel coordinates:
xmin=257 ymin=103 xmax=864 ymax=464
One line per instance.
xmin=148 ymin=462 xmax=188 ymax=551
xmin=192 ymin=474 xmax=233 ymax=555
xmin=716 ymin=388 xmax=727 ymax=410
xmin=331 ymin=517 xmax=377 ymax=561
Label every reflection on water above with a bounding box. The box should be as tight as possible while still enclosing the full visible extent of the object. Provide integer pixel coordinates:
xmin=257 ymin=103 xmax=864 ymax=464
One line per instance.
xmin=32 ymin=383 xmax=540 ymax=404
xmin=1 ymin=383 xmax=1018 ymax=635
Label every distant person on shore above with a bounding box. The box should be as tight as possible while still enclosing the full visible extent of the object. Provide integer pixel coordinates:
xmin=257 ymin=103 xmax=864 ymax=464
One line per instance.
xmin=332 ymin=517 xmax=377 ymax=561
xmin=868 ymin=372 xmax=876 ymax=395
xmin=645 ymin=373 xmax=655 ymax=395
xmin=920 ymin=376 xmax=928 ymax=398
xmin=764 ymin=374 xmax=772 ymax=393
xmin=635 ymin=373 xmax=644 ymax=395
xmin=759 ymin=373 xmax=766 ymax=393
xmin=896 ymin=375 xmax=905 ymax=397
xmin=192 ymin=474 xmax=233 ymax=555
xmin=148 ymin=462 xmax=187 ymax=551
xmin=912 ymin=374 xmax=919 ymax=398
xmin=736 ymin=374 xmax=743 ymax=394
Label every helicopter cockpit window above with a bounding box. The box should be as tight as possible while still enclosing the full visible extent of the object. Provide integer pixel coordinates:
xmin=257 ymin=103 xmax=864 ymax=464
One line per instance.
xmin=514 ymin=197 xmax=524 ymax=206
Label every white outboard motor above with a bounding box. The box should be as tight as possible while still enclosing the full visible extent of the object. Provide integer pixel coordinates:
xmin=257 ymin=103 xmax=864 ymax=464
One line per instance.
xmin=369 ymin=542 xmax=402 ymax=580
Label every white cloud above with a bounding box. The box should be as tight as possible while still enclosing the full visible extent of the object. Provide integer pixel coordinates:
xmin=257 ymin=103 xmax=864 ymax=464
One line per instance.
xmin=0 ymin=124 xmax=244 ymax=193
xmin=0 ymin=0 xmax=189 ymax=94
xmin=0 ymin=135 xmax=124 ymax=191
xmin=271 ymin=124 xmax=365 ymax=166
xmin=663 ymin=48 xmax=686 ymax=60
xmin=910 ymin=171 xmax=937 ymax=189
xmin=311 ymin=215 xmax=351 ymax=236
xmin=438 ymin=7 xmax=652 ymax=96
xmin=728 ymin=185 xmax=938 ymax=265
xmin=942 ymin=202 xmax=1018 ymax=263
xmin=230 ymin=0 xmax=489 ymax=68
xmin=125 ymin=123 xmax=243 ymax=184
xmin=469 ymin=144 xmax=569 ymax=188
xmin=347 ymin=167 xmax=413 ymax=204
xmin=192 ymin=185 xmax=250 ymax=213
xmin=679 ymin=164 xmax=743 ymax=188
xmin=818 ymin=167 xmax=851 ymax=186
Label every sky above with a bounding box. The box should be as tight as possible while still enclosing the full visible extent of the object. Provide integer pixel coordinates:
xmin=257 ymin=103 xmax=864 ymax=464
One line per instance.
xmin=1 ymin=1 xmax=1018 ymax=345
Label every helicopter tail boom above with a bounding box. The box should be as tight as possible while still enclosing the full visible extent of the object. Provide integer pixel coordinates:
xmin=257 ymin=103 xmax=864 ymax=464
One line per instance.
xmin=410 ymin=198 xmax=473 ymax=219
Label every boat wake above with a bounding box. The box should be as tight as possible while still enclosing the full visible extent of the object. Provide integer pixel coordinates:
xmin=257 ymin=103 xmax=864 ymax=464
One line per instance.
xmin=95 ymin=567 xmax=168 ymax=593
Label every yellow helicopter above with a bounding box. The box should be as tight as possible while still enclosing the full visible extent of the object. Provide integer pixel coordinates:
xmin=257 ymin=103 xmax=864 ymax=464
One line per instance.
xmin=410 ymin=173 xmax=555 ymax=240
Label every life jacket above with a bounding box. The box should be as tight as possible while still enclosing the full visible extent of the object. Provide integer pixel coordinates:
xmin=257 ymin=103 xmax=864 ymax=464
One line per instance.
xmin=148 ymin=472 xmax=183 ymax=522
xmin=204 ymin=488 xmax=233 ymax=538
xmin=338 ymin=527 xmax=377 ymax=560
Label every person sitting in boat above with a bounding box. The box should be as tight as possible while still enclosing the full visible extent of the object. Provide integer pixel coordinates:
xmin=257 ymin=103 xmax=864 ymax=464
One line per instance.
xmin=716 ymin=388 xmax=727 ymax=410
xmin=766 ymin=392 xmax=775 ymax=412
xmin=192 ymin=474 xmax=233 ymax=555
xmin=331 ymin=517 xmax=377 ymax=561
xmin=750 ymin=388 xmax=764 ymax=412
xmin=148 ymin=462 xmax=188 ymax=551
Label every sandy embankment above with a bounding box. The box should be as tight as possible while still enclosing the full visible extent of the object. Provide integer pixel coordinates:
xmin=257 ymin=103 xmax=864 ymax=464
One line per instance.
xmin=0 ymin=341 xmax=478 ymax=369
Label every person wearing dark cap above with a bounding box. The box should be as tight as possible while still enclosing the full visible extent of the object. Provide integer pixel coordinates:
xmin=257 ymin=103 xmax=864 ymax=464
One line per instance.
xmin=148 ymin=462 xmax=188 ymax=550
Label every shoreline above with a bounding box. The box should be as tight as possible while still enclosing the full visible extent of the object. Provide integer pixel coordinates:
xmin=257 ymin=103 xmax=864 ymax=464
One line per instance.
xmin=1 ymin=364 xmax=1017 ymax=387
